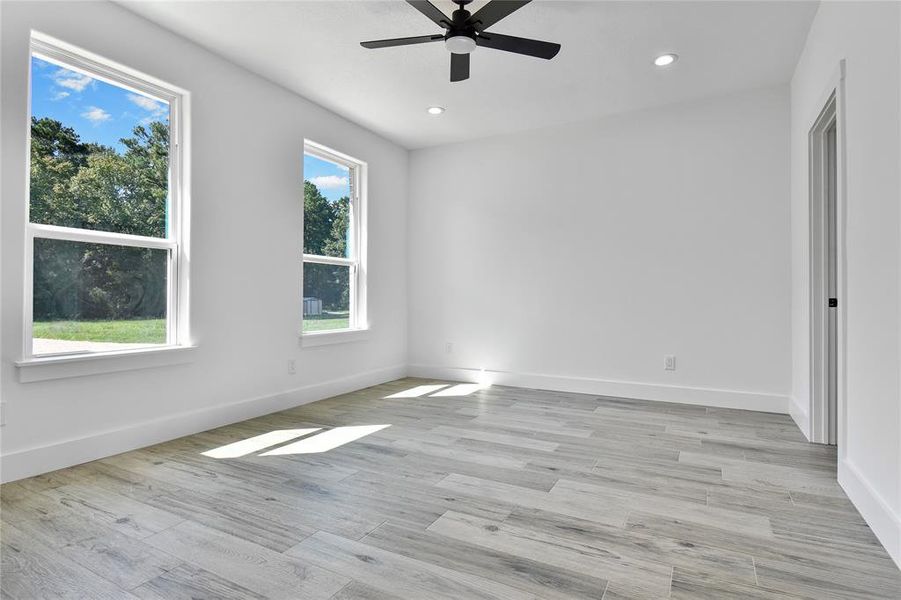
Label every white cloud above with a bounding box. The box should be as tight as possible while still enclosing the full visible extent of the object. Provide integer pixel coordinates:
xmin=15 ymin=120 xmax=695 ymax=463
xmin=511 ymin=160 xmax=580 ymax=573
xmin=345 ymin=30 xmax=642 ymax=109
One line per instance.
xmin=128 ymin=93 xmax=168 ymax=125
xmin=128 ymin=93 xmax=165 ymax=113
xmin=128 ymin=94 xmax=159 ymax=111
xmin=309 ymin=175 xmax=349 ymax=189
xmin=52 ymin=91 xmax=70 ymax=101
xmin=81 ymin=106 xmax=111 ymax=124
xmin=54 ymin=69 xmax=93 ymax=92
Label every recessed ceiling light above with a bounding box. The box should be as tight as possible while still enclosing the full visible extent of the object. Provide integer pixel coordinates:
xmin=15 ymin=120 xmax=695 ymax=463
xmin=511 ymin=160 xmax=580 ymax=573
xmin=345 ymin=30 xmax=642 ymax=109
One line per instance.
xmin=427 ymin=106 xmax=445 ymax=115
xmin=654 ymin=53 xmax=678 ymax=67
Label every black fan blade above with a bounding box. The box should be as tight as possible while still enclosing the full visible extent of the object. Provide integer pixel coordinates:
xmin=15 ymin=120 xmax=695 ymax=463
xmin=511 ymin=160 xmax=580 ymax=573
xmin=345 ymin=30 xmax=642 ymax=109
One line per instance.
xmin=476 ymin=32 xmax=560 ymax=59
xmin=468 ymin=1 xmax=531 ymax=31
xmin=450 ymin=52 xmax=470 ymax=82
xmin=406 ymin=0 xmax=451 ymax=29
xmin=361 ymin=34 xmax=443 ymax=49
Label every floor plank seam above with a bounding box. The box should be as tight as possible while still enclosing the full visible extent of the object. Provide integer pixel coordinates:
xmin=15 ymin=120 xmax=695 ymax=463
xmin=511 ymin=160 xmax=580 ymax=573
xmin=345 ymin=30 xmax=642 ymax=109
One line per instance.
xmin=358 ymin=519 xmax=389 ymax=542
xmin=327 ymin=578 xmax=355 ymax=600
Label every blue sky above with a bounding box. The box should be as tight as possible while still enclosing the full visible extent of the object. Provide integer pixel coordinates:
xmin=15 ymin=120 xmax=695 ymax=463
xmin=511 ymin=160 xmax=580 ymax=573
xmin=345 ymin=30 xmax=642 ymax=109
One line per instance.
xmin=30 ymin=56 xmax=168 ymax=153
xmin=304 ymin=154 xmax=350 ymax=202
xmin=33 ymin=55 xmax=349 ymax=202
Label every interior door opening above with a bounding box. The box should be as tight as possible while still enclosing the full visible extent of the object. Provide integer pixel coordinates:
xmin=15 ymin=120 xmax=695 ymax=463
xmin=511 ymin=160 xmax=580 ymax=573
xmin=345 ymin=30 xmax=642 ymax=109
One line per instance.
xmin=825 ymin=119 xmax=837 ymax=446
xmin=809 ymin=93 xmax=839 ymax=447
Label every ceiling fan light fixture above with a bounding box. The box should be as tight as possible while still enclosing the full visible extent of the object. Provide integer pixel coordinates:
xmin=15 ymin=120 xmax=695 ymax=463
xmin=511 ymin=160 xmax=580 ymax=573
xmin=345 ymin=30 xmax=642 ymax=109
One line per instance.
xmin=654 ymin=53 xmax=678 ymax=67
xmin=445 ymin=35 xmax=477 ymax=54
xmin=427 ymin=106 xmax=445 ymax=115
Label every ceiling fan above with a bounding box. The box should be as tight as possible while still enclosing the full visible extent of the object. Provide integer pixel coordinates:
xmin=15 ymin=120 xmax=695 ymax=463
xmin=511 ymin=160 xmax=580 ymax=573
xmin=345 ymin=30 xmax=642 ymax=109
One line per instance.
xmin=360 ymin=0 xmax=561 ymax=82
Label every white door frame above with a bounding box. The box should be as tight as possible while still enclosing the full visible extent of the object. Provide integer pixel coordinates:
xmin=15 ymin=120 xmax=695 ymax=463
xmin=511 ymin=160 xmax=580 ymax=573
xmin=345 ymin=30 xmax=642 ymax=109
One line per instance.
xmin=808 ymin=60 xmax=847 ymax=449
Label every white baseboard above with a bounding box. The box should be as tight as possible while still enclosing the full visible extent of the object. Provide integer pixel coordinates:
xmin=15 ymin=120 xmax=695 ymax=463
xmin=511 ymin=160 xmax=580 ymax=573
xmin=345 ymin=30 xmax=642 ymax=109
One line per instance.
xmin=789 ymin=395 xmax=811 ymax=440
xmin=408 ymin=365 xmax=789 ymax=413
xmin=838 ymin=458 xmax=901 ymax=570
xmin=0 ymin=364 xmax=406 ymax=484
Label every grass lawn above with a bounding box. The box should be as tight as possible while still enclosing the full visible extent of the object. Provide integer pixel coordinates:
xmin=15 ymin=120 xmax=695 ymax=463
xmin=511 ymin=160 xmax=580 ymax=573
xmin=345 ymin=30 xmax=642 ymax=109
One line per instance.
xmin=35 ymin=313 xmax=350 ymax=341
xmin=303 ymin=312 xmax=350 ymax=333
xmin=33 ymin=319 xmax=166 ymax=343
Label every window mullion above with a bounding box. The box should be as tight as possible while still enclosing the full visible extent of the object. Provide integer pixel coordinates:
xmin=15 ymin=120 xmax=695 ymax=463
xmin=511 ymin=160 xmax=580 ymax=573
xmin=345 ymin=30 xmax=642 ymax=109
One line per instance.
xmin=302 ymin=254 xmax=355 ymax=267
xmin=29 ymin=223 xmax=176 ymax=251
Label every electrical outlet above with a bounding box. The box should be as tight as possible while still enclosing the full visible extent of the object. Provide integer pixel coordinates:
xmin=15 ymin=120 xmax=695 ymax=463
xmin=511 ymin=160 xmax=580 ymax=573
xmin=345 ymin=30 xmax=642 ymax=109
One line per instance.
xmin=664 ymin=355 xmax=676 ymax=371
xmin=445 ymin=342 xmax=454 ymax=354
xmin=288 ymin=359 xmax=297 ymax=375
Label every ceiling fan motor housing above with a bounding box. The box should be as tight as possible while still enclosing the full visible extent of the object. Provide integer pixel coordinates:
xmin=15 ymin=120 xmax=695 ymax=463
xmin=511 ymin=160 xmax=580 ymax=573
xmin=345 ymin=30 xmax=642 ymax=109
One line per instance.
xmin=446 ymin=6 xmax=478 ymax=53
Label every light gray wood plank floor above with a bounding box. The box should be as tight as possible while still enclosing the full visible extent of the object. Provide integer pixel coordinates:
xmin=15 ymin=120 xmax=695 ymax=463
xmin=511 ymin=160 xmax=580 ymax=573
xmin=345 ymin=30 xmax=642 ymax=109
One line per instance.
xmin=2 ymin=378 xmax=900 ymax=599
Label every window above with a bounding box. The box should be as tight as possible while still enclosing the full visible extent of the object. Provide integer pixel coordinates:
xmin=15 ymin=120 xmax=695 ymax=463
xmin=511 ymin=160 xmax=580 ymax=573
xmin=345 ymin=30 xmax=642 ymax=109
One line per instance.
xmin=24 ymin=34 xmax=188 ymax=360
xmin=302 ymin=141 xmax=366 ymax=336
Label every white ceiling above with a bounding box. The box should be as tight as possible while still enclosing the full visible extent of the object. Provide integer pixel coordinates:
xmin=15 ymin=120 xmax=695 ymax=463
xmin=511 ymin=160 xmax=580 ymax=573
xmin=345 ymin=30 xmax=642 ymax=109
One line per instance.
xmin=121 ymin=1 xmax=817 ymax=149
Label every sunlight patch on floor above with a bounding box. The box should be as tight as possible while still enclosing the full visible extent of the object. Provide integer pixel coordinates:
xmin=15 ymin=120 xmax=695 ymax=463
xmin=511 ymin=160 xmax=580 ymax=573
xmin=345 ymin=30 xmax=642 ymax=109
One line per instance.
xmin=429 ymin=383 xmax=486 ymax=397
xmin=201 ymin=428 xmax=320 ymax=458
xmin=385 ymin=384 xmax=449 ymax=398
xmin=260 ymin=424 xmax=391 ymax=456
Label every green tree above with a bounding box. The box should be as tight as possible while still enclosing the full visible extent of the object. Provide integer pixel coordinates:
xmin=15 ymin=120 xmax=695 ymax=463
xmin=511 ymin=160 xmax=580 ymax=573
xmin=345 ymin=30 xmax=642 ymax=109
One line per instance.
xmin=303 ymin=181 xmax=333 ymax=255
xmin=303 ymin=182 xmax=351 ymax=312
xmin=29 ymin=117 xmax=88 ymax=228
xmin=323 ymin=196 xmax=349 ymax=258
xmin=120 ymin=122 xmax=170 ymax=236
xmin=30 ymin=117 xmax=90 ymax=164
xmin=30 ymin=118 xmax=169 ymax=321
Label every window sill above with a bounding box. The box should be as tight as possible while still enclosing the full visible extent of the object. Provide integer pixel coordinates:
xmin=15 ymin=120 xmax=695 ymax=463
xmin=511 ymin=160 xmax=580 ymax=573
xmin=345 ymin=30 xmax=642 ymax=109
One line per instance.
xmin=301 ymin=328 xmax=369 ymax=348
xmin=15 ymin=344 xmax=197 ymax=383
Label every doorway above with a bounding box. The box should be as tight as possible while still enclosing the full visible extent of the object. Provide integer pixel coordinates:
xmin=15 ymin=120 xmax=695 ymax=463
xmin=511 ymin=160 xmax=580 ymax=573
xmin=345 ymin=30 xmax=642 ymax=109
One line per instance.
xmin=809 ymin=93 xmax=839 ymax=446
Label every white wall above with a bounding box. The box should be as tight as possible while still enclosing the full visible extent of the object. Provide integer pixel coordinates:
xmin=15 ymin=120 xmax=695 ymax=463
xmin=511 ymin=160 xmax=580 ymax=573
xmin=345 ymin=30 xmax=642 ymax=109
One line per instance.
xmin=0 ymin=0 xmax=408 ymax=482
xmin=407 ymin=86 xmax=791 ymax=413
xmin=789 ymin=1 xmax=901 ymax=568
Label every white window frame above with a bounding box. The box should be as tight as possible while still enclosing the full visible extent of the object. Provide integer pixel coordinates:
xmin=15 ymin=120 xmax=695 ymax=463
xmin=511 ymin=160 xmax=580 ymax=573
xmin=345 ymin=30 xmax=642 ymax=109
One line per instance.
xmin=301 ymin=140 xmax=367 ymax=344
xmin=19 ymin=33 xmax=191 ymax=371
